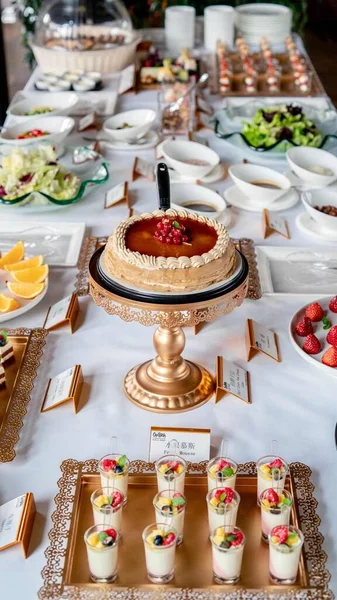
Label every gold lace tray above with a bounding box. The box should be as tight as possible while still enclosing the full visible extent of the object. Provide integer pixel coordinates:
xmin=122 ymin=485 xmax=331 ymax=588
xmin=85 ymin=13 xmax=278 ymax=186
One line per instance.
xmin=39 ymin=459 xmax=332 ymax=599
xmin=0 ymin=328 xmax=48 ymax=462
xmin=75 ymin=236 xmax=261 ymax=300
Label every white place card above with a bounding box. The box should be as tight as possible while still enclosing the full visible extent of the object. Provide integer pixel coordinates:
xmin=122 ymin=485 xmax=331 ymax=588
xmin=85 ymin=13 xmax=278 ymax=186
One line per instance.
xmin=263 ymin=209 xmax=290 ymax=239
xmin=78 ymin=112 xmax=97 ymax=132
xmin=246 ymin=318 xmax=281 ymax=362
xmin=104 ymin=182 xmax=129 ymax=209
xmin=41 ymin=365 xmax=83 ymax=413
xmin=215 ymin=356 xmax=251 ymax=404
xmin=132 ymin=157 xmax=155 ymax=182
xmin=43 ymin=293 xmax=79 ymax=332
xmin=0 ymin=493 xmax=36 ymax=557
xmin=149 ymin=426 xmax=210 ymax=463
xmin=118 ymin=64 xmax=136 ymax=94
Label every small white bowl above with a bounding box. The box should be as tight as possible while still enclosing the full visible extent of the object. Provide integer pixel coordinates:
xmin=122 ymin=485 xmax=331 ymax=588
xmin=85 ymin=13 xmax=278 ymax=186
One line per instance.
xmin=0 ymin=116 xmax=75 ymax=147
xmin=170 ymin=183 xmax=227 ymax=220
xmin=228 ymin=163 xmax=291 ymax=206
xmin=103 ymin=109 xmax=156 ymax=142
xmin=7 ymin=92 xmax=78 ymax=121
xmin=162 ymin=140 xmax=220 ymax=179
xmin=287 ymin=147 xmax=337 ymax=188
xmin=301 ymin=188 xmax=337 ymax=233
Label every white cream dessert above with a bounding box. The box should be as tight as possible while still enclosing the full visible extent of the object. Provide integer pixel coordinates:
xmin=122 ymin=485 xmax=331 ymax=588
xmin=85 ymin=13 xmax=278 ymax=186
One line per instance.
xmin=84 ymin=526 xmax=120 ymax=583
xmin=259 ymin=488 xmax=292 ymax=542
xmin=256 ymin=456 xmax=288 ymax=500
xmin=211 ymin=526 xmax=245 ymax=584
xmin=155 ymin=455 xmax=186 ymax=495
xmin=153 ymin=490 xmax=186 ymax=544
xmin=99 ymin=454 xmax=129 ymax=501
xmin=207 ymin=457 xmax=238 ymax=492
xmin=269 ymin=525 xmax=304 ymax=584
xmin=0 ymin=332 xmax=14 ymax=365
xmin=91 ymin=488 xmax=124 ymax=531
xmin=142 ymin=524 xmax=178 ymax=583
xmin=207 ymin=487 xmax=240 ymax=535
xmin=0 ymin=365 xmax=6 ymax=388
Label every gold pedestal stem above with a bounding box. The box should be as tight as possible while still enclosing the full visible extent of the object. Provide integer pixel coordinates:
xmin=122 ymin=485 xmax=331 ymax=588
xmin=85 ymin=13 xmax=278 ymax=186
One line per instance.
xmin=148 ymin=326 xmax=190 ymax=382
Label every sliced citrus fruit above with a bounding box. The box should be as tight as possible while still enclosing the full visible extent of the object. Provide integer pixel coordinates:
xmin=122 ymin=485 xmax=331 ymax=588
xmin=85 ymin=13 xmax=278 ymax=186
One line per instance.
xmin=5 ymin=255 xmax=43 ymax=272
xmin=7 ymin=281 xmax=45 ymax=299
xmin=0 ymin=241 xmax=24 ymax=268
xmin=0 ymin=293 xmax=20 ymax=313
xmin=11 ymin=264 xmax=49 ymax=284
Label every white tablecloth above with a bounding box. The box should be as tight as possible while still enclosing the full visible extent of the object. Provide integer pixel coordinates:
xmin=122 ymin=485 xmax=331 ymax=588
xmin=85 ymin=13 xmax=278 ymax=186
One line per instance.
xmin=1 ymin=84 xmax=337 ymax=599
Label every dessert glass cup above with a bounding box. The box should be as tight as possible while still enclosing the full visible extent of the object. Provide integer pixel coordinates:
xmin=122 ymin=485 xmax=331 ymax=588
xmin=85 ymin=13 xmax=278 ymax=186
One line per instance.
xmin=142 ymin=523 xmax=178 ymax=584
xmin=269 ymin=526 xmax=304 ymax=584
xmin=84 ymin=524 xmax=121 ymax=583
xmin=256 ymin=455 xmax=289 ymax=500
xmin=207 ymin=456 xmax=238 ymax=492
xmin=153 ymin=490 xmax=186 ymax=545
xmin=155 ymin=454 xmax=187 ymax=495
xmin=206 ymin=488 xmax=240 ymax=535
xmin=211 ymin=526 xmax=246 ymax=584
xmin=259 ymin=488 xmax=292 ymax=542
xmin=90 ymin=487 xmax=124 ymax=531
xmin=99 ymin=453 xmax=130 ymax=502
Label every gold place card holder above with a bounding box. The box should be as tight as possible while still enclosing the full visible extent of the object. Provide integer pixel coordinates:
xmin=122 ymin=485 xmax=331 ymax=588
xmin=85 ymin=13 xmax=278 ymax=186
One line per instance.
xmin=104 ymin=182 xmax=129 ymax=210
xmin=41 ymin=365 xmax=83 ymax=414
xmin=215 ymin=355 xmax=251 ymax=404
xmin=0 ymin=493 xmax=36 ymax=558
xmin=78 ymin=112 xmax=98 ymax=132
xmin=246 ymin=318 xmax=281 ymax=362
xmin=263 ymin=209 xmax=290 ymax=239
xmin=132 ymin=157 xmax=155 ymax=182
xmin=149 ymin=426 xmax=211 ymax=462
xmin=43 ymin=293 xmax=79 ymax=333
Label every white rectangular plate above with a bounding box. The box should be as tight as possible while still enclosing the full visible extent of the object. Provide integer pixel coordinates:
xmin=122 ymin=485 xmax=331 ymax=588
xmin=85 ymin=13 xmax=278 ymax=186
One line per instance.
xmin=0 ymin=221 xmax=85 ymax=267
xmin=256 ymin=246 xmax=337 ymax=296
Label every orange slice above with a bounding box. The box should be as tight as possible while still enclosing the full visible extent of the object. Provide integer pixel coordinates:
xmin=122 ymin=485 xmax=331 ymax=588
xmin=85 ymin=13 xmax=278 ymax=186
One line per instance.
xmin=11 ymin=264 xmax=49 ymax=284
xmin=0 ymin=241 xmax=24 ymax=268
xmin=5 ymin=255 xmax=43 ymax=272
xmin=7 ymin=281 xmax=45 ymax=299
xmin=0 ymin=293 xmax=20 ymax=313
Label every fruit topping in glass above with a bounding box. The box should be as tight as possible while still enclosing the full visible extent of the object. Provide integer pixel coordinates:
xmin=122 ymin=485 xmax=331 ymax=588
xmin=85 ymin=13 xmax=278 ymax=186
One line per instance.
xmin=87 ymin=528 xmax=118 ymax=548
xmin=212 ymin=527 xmax=244 ymax=549
xmin=146 ymin=528 xmax=176 ymax=547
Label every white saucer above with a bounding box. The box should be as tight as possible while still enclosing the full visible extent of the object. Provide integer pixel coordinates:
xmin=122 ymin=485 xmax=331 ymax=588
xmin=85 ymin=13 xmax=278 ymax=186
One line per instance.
xmin=100 ymin=130 xmax=160 ymax=151
xmin=168 ymin=163 xmax=225 ymax=184
xmin=224 ymin=185 xmax=298 ymax=212
xmin=296 ymin=212 xmax=337 ymax=242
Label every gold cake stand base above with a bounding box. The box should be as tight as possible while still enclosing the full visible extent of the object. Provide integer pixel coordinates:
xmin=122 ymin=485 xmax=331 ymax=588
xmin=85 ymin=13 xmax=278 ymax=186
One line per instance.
xmin=124 ymin=326 xmax=214 ymax=412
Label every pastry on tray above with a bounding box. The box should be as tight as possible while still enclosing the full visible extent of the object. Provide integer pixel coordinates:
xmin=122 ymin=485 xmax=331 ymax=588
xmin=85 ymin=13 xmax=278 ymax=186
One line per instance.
xmin=0 ymin=364 xmax=6 ymax=388
xmin=0 ymin=331 xmax=14 ymax=365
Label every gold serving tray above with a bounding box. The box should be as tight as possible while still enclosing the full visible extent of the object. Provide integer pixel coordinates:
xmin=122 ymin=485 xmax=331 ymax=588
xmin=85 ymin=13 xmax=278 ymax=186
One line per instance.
xmin=0 ymin=329 xmax=48 ymax=462
xmin=39 ymin=460 xmax=332 ymax=599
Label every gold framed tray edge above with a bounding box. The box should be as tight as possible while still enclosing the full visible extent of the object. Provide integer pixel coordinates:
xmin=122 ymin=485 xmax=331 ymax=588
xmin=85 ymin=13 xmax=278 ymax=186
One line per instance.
xmin=39 ymin=459 xmax=333 ymax=600
xmin=0 ymin=327 xmax=48 ymax=462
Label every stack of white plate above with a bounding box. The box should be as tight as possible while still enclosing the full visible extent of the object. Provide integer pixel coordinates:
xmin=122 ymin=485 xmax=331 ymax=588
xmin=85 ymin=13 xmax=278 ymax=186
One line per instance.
xmin=235 ymin=3 xmax=292 ymax=45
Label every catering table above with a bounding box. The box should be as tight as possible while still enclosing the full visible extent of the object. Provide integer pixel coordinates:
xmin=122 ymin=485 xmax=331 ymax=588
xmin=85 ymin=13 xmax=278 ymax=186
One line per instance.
xmin=1 ymin=76 xmax=337 ymax=599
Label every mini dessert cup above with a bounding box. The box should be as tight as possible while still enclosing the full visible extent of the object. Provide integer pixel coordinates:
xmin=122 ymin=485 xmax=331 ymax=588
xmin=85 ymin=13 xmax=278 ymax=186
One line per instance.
xmin=142 ymin=523 xmax=178 ymax=584
xmin=256 ymin=455 xmax=289 ymax=500
xmin=206 ymin=487 xmax=240 ymax=535
xmin=269 ymin=525 xmax=304 ymax=584
xmin=84 ymin=524 xmax=120 ymax=583
xmin=155 ymin=455 xmax=186 ymax=495
xmin=90 ymin=488 xmax=124 ymax=531
xmin=211 ymin=526 xmax=246 ymax=584
xmin=153 ymin=490 xmax=186 ymax=545
xmin=259 ymin=488 xmax=292 ymax=542
xmin=99 ymin=454 xmax=129 ymax=502
xmin=207 ymin=456 xmax=238 ymax=492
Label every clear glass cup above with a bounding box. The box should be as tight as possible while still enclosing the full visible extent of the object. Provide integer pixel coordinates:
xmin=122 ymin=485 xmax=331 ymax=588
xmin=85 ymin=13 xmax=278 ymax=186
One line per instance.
xmin=256 ymin=455 xmax=289 ymax=500
xmin=269 ymin=525 xmax=304 ymax=584
xmin=211 ymin=525 xmax=246 ymax=584
xmin=153 ymin=489 xmax=186 ymax=545
xmin=158 ymin=79 xmax=196 ymax=135
xmin=84 ymin=524 xmax=120 ymax=583
xmin=98 ymin=453 xmax=130 ymax=502
xmin=155 ymin=454 xmax=187 ymax=495
xmin=142 ymin=523 xmax=178 ymax=584
xmin=90 ymin=487 xmax=124 ymax=531
xmin=207 ymin=456 xmax=238 ymax=492
xmin=206 ymin=488 xmax=240 ymax=535
xmin=259 ymin=488 xmax=292 ymax=542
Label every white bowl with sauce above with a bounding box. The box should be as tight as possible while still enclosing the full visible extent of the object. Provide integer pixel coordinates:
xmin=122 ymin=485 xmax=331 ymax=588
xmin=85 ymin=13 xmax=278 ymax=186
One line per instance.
xmin=162 ymin=140 xmax=220 ymax=179
xmin=287 ymin=147 xmax=337 ymax=188
xmin=170 ymin=183 xmax=227 ymax=220
xmin=228 ymin=163 xmax=291 ymax=206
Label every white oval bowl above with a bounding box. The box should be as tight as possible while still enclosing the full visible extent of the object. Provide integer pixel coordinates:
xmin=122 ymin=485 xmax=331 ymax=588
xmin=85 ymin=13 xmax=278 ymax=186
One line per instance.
xmin=287 ymin=147 xmax=337 ymax=187
xmin=162 ymin=140 xmax=220 ymax=179
xmin=170 ymin=183 xmax=227 ymax=220
xmin=103 ymin=109 xmax=156 ymax=142
xmin=7 ymin=93 xmax=78 ymax=121
xmin=301 ymin=189 xmax=337 ymax=233
xmin=0 ymin=116 xmax=75 ymax=147
xmin=228 ymin=163 xmax=291 ymax=206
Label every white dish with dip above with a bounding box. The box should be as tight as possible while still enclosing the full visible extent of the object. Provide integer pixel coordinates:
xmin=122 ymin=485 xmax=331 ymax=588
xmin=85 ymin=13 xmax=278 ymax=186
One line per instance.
xmin=162 ymin=140 xmax=220 ymax=179
xmin=103 ymin=109 xmax=156 ymax=143
xmin=301 ymin=188 xmax=337 ymax=233
xmin=228 ymin=163 xmax=291 ymax=206
xmin=286 ymin=147 xmax=337 ymax=187
xmin=170 ymin=183 xmax=228 ymax=220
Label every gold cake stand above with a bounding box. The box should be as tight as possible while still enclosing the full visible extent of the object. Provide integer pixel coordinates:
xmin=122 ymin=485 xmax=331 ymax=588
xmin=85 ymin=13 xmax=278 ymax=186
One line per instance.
xmin=89 ymin=247 xmax=248 ymax=413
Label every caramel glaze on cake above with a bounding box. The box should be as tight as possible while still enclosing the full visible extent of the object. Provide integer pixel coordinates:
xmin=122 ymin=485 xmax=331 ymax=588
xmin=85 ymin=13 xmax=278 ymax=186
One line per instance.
xmin=103 ymin=209 xmax=236 ymax=293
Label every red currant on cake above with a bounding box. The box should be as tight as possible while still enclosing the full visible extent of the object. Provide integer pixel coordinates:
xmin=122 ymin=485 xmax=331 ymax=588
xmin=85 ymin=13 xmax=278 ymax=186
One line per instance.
xmin=154 ymin=217 xmax=189 ymax=245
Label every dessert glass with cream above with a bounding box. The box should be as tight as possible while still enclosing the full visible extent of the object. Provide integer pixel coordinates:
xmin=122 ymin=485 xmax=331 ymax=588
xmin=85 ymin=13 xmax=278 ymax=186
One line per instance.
xmin=84 ymin=525 xmax=120 ymax=583
xmin=98 ymin=454 xmax=129 ymax=501
xmin=269 ymin=525 xmax=304 ymax=584
xmin=207 ymin=457 xmax=238 ymax=492
xmin=256 ymin=455 xmax=288 ymax=500
xmin=206 ymin=487 xmax=240 ymax=535
xmin=155 ymin=455 xmax=186 ymax=495
xmin=259 ymin=488 xmax=292 ymax=542
xmin=211 ymin=526 xmax=246 ymax=584
xmin=153 ymin=490 xmax=186 ymax=544
xmin=90 ymin=488 xmax=124 ymax=531
xmin=142 ymin=524 xmax=178 ymax=583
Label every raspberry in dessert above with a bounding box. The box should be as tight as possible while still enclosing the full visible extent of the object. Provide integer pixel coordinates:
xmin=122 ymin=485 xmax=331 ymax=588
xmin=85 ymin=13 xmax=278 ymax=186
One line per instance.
xmin=259 ymin=488 xmax=292 ymax=541
xmin=142 ymin=524 xmax=178 ymax=583
xmin=256 ymin=455 xmax=288 ymax=499
xmin=207 ymin=457 xmax=238 ymax=492
xmin=84 ymin=525 xmax=120 ymax=583
xmin=99 ymin=454 xmax=129 ymax=501
xmin=90 ymin=488 xmax=124 ymax=531
xmin=269 ymin=525 xmax=304 ymax=584
xmin=211 ymin=526 xmax=246 ymax=584
xmin=0 ymin=331 xmax=14 ymax=365
xmin=153 ymin=490 xmax=186 ymax=544
xmin=155 ymin=455 xmax=186 ymax=495
xmin=206 ymin=487 xmax=240 ymax=534
xmin=0 ymin=365 xmax=6 ymax=388
xmin=102 ymin=209 xmax=236 ymax=293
